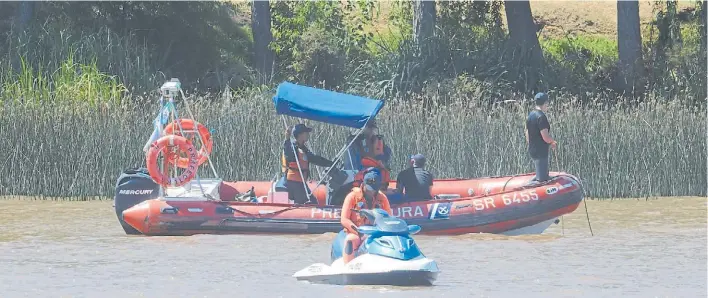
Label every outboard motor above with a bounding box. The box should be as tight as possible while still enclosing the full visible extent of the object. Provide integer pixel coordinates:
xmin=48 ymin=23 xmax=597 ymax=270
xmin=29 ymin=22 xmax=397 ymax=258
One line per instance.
xmin=114 ymin=168 xmax=160 ymax=234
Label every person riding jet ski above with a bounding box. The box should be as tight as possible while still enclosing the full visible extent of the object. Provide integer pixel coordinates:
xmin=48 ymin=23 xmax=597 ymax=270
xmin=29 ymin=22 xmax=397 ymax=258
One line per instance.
xmin=339 ymin=167 xmax=392 ymax=265
xmin=293 ymin=168 xmax=440 ymax=286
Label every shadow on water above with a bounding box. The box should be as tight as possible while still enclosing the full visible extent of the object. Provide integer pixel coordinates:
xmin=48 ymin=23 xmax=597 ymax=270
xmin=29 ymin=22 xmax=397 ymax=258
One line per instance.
xmin=447 ymin=233 xmax=562 ymax=242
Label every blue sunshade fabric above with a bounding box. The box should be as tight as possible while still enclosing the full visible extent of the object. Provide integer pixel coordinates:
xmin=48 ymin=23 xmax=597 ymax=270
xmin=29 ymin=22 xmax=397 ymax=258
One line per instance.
xmin=272 ymin=82 xmax=385 ymax=129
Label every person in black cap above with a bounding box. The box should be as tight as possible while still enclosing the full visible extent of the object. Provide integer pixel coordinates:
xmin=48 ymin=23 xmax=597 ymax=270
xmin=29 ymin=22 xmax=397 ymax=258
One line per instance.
xmin=525 ymin=92 xmax=557 ymax=182
xmin=395 ymin=154 xmax=434 ymax=202
xmin=281 ymin=123 xmax=334 ymax=204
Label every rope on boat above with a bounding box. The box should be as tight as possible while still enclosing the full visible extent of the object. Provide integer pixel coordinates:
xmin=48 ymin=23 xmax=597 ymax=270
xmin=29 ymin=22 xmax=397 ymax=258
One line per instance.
xmin=217 ymin=202 xmax=300 ymax=218
xmin=582 ymin=197 xmax=594 ymax=236
xmin=554 ymin=149 xmax=593 ymax=236
xmin=501 ymin=175 xmax=516 ymax=192
xmin=561 ymin=215 xmax=564 ymax=236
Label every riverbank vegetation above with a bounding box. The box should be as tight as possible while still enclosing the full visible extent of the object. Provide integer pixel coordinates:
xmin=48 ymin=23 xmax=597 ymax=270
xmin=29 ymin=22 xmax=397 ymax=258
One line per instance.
xmin=0 ymin=1 xmax=705 ymax=200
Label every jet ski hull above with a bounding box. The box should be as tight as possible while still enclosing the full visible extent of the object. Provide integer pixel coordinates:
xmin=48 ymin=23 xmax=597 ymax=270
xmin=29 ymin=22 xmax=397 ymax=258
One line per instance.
xmin=295 ymin=270 xmax=438 ymax=286
xmin=293 ymin=254 xmax=440 ymax=287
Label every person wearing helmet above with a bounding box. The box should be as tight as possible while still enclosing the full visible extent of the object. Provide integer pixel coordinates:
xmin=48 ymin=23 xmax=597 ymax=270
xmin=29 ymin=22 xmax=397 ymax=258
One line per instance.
xmin=282 ymin=123 xmax=334 ymax=204
xmin=395 ymin=154 xmax=434 ymax=202
xmin=348 ymin=119 xmax=393 ymax=189
xmin=339 ymin=167 xmax=392 ymax=264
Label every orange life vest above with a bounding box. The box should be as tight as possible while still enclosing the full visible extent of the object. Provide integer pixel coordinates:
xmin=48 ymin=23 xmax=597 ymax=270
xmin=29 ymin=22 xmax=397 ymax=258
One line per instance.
xmin=361 ymin=156 xmax=384 ymax=168
xmin=346 ymin=187 xmax=389 ymax=227
xmin=353 ymin=158 xmax=390 ymax=188
xmin=281 ymin=146 xmax=309 ymax=182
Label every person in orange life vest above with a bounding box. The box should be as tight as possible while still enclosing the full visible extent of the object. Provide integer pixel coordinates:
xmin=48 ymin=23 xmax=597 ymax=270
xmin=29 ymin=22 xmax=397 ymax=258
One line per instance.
xmin=340 ymin=167 xmax=392 ymax=264
xmin=350 ymin=120 xmax=392 ymax=189
xmin=282 ymin=124 xmax=334 ymax=205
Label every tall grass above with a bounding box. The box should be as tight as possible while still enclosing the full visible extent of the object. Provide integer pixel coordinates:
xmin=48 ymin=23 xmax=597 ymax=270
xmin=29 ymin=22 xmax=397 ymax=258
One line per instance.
xmin=0 ymin=23 xmax=704 ymax=200
xmin=0 ymin=88 xmax=703 ymax=200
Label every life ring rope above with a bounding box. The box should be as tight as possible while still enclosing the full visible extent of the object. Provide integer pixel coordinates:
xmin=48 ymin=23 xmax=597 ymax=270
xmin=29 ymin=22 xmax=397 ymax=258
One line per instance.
xmin=163 ymin=119 xmax=213 ymax=169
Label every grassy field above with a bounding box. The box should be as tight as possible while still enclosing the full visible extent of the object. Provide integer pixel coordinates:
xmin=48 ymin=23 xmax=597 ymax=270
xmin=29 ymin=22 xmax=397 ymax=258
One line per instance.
xmin=358 ymin=0 xmax=696 ymax=38
xmin=232 ymin=1 xmax=696 ymax=38
xmin=0 ymin=91 xmax=703 ymax=200
xmin=528 ymin=0 xmax=693 ymax=38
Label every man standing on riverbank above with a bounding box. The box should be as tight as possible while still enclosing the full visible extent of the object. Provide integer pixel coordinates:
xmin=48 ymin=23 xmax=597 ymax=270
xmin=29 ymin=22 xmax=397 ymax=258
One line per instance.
xmin=525 ymin=92 xmax=557 ymax=182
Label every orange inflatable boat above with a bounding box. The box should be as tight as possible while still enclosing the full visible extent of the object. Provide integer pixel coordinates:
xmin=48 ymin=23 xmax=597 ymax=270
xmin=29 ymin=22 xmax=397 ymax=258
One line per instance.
xmin=116 ymin=81 xmax=584 ymax=236
xmin=115 ymin=168 xmax=583 ymax=236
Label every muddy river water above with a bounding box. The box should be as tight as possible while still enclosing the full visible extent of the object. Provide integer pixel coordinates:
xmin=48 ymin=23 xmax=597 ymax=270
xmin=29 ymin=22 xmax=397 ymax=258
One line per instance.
xmin=0 ymin=197 xmax=705 ymax=298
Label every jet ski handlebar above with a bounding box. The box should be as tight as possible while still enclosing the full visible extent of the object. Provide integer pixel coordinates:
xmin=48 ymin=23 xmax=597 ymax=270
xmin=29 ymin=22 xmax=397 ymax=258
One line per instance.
xmin=349 ymin=208 xmax=421 ymax=235
xmin=349 ymin=208 xmax=379 ymax=222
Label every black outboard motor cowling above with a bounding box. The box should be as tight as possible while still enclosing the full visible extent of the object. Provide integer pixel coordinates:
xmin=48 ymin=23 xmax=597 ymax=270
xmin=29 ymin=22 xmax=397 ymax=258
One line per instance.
xmin=114 ymin=168 xmax=160 ymax=235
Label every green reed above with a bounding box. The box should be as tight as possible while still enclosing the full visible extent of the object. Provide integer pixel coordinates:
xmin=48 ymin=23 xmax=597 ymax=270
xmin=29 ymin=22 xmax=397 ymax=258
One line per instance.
xmin=0 ymin=89 xmax=703 ymax=200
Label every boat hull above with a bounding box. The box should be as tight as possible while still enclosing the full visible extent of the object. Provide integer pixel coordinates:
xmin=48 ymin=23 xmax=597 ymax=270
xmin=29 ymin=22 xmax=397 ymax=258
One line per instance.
xmin=118 ymin=172 xmax=584 ymax=236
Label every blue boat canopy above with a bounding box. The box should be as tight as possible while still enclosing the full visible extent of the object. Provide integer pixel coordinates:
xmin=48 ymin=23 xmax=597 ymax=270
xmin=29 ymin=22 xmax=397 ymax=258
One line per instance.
xmin=273 ymin=82 xmax=385 ymax=129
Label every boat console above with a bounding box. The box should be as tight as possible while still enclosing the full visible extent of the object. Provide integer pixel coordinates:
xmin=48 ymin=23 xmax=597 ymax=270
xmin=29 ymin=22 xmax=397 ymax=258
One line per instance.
xmin=162 ymin=178 xmax=222 ymax=201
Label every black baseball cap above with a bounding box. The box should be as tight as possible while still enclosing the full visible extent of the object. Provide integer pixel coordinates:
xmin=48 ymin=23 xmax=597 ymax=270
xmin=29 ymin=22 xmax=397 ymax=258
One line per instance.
xmin=363 ymin=167 xmax=382 ymax=192
xmin=410 ymin=154 xmax=426 ymax=167
xmin=292 ymin=123 xmax=312 ymax=137
xmin=534 ymin=92 xmax=549 ymax=105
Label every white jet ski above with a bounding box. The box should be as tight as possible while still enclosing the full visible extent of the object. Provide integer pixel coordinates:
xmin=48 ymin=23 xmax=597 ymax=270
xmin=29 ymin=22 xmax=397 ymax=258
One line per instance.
xmin=293 ymin=209 xmax=440 ymax=286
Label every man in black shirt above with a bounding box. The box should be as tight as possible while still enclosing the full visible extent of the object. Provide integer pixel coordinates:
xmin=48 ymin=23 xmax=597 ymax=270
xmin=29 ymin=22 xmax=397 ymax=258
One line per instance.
xmin=525 ymin=92 xmax=557 ymax=182
xmin=395 ymin=154 xmax=434 ymax=202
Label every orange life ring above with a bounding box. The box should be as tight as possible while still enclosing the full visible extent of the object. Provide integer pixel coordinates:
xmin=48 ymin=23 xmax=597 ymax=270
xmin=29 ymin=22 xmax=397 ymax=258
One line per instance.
xmin=146 ymin=135 xmax=199 ymax=187
xmin=163 ymin=119 xmax=213 ymax=168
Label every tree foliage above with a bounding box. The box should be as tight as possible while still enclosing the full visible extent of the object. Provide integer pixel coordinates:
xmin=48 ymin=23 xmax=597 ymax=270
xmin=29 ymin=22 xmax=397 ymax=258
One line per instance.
xmin=1 ymin=1 xmax=251 ymax=91
xmin=269 ymin=0 xmax=375 ymax=88
xmin=0 ymin=1 xmax=704 ymax=105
